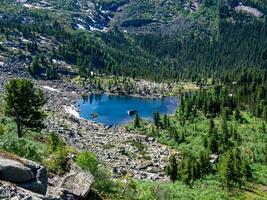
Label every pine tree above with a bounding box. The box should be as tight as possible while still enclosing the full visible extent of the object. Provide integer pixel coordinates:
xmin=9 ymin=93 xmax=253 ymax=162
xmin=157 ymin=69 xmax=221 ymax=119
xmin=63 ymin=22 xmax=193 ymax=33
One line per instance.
xmin=232 ymin=147 xmax=242 ymax=188
xmin=219 ymin=148 xmax=250 ymax=190
xmin=208 ymin=118 xmax=215 ymax=134
xmin=222 ymin=117 xmax=230 ymax=152
xmin=208 ymin=119 xmax=219 ymax=153
xmin=203 ymin=136 xmax=209 ymax=149
xmin=180 ymin=129 xmax=186 ymax=143
xmin=198 ymin=151 xmax=212 ymax=179
xmin=262 ymin=122 xmax=266 ymax=134
xmin=179 ymin=95 xmax=185 ymax=114
xmin=163 ymin=114 xmax=169 ymax=129
xmin=180 ymin=156 xmax=192 ymax=186
xmin=263 ymin=107 xmax=267 ymax=122
xmin=241 ymin=160 xmax=253 ymax=182
xmin=29 ymin=56 xmax=40 ymax=75
xmin=4 ymin=79 xmax=46 ymax=137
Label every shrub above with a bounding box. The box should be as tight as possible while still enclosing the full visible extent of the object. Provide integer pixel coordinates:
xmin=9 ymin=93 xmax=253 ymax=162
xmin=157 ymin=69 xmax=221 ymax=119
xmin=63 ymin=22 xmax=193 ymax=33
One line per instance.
xmin=76 ymin=151 xmax=99 ymax=175
xmin=93 ymin=168 xmax=115 ymax=194
xmin=45 ymin=146 xmax=76 ymax=175
xmin=47 ymin=133 xmax=65 ymax=153
xmin=75 ymin=151 xmax=118 ymax=194
xmin=0 ymin=132 xmax=42 ymax=162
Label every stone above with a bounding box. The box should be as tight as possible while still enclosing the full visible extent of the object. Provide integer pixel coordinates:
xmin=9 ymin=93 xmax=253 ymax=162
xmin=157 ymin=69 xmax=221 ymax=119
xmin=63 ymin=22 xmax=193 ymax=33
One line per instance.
xmin=0 ymin=154 xmax=48 ymax=195
xmin=60 ymin=169 xmax=93 ymax=198
xmin=0 ymin=157 xmax=35 ymax=183
xmin=0 ymin=181 xmax=47 ymax=200
xmin=137 ymin=161 xmax=153 ymax=170
xmin=48 ymin=164 xmax=94 ymax=198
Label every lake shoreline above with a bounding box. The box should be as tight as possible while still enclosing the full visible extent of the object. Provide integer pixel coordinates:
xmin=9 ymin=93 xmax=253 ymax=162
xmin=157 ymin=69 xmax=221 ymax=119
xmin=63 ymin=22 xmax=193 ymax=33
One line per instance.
xmin=0 ymin=75 xmax=175 ymax=182
xmin=36 ymin=79 xmax=173 ymax=182
xmin=77 ymin=93 xmax=178 ymax=126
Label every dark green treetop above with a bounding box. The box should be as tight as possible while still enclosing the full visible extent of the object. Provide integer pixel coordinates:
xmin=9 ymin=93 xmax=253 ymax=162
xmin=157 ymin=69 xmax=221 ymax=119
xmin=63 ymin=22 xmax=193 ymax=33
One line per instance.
xmin=4 ymin=79 xmax=47 ymax=137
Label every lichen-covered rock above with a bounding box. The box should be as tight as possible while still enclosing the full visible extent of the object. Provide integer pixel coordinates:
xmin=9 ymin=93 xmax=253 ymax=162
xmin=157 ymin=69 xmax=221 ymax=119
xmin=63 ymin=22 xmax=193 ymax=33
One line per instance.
xmin=48 ymin=164 xmax=94 ymax=198
xmin=60 ymin=169 xmax=93 ymax=197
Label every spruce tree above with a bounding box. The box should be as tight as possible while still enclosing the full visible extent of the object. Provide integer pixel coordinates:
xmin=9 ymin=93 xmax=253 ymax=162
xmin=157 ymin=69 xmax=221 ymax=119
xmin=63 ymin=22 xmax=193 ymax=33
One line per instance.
xmin=219 ymin=151 xmax=235 ymax=190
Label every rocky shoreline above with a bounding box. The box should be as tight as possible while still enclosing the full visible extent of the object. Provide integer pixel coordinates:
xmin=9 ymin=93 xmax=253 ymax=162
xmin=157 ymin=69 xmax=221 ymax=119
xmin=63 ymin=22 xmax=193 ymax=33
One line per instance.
xmin=40 ymin=79 xmax=172 ymax=182
xmin=0 ymin=61 xmax=173 ymax=182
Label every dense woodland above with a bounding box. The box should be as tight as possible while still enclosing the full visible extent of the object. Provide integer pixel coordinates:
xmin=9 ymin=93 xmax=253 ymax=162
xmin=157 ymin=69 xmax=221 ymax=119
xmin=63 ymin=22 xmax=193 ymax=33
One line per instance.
xmin=128 ymin=67 xmax=267 ymax=198
xmin=0 ymin=1 xmax=267 ymax=81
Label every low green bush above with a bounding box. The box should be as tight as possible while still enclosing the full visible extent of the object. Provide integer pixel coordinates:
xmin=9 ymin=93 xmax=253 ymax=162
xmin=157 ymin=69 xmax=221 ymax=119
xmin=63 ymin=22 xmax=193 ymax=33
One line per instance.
xmin=76 ymin=151 xmax=99 ymax=175
xmin=45 ymin=146 xmax=76 ymax=175
xmin=47 ymin=133 xmax=65 ymax=153
xmin=76 ymin=151 xmax=117 ymax=195
xmin=0 ymin=132 xmax=43 ymax=162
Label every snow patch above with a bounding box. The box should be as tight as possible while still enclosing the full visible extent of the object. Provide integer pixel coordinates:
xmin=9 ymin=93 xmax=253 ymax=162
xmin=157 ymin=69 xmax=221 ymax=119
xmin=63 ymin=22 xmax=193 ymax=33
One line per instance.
xmin=23 ymin=3 xmax=52 ymax=9
xmin=89 ymin=16 xmax=96 ymax=23
xmin=77 ymin=24 xmax=86 ymax=30
xmin=74 ymin=17 xmax=86 ymax=24
xmin=20 ymin=38 xmax=30 ymax=43
xmin=235 ymin=5 xmax=263 ymax=17
xmin=42 ymin=86 xmax=60 ymax=93
xmin=63 ymin=105 xmax=80 ymax=118
xmin=89 ymin=26 xmax=108 ymax=32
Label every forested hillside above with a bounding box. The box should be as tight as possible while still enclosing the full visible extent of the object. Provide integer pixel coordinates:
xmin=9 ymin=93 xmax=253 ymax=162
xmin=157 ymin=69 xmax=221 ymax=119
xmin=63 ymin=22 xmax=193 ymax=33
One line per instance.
xmin=0 ymin=0 xmax=266 ymax=81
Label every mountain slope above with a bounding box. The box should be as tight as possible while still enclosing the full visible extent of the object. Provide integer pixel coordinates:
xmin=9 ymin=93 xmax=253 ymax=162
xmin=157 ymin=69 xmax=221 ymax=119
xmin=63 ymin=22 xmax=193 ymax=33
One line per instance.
xmin=0 ymin=0 xmax=266 ymax=81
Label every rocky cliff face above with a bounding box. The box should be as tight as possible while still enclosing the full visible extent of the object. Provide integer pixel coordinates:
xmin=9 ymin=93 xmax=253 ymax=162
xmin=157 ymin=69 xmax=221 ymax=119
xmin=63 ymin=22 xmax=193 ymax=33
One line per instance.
xmin=12 ymin=0 xmax=266 ymax=35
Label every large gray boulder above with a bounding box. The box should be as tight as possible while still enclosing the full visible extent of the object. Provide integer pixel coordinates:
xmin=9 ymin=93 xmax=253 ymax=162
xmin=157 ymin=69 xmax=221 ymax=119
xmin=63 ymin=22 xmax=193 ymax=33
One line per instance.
xmin=0 ymin=153 xmax=48 ymax=195
xmin=48 ymin=163 xmax=94 ymax=198
xmin=0 ymin=157 xmax=35 ymax=183
xmin=60 ymin=169 xmax=94 ymax=197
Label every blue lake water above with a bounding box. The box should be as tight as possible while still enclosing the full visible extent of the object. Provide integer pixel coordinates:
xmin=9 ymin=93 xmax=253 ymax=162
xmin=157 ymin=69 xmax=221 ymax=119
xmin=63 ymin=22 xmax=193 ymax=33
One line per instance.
xmin=76 ymin=94 xmax=178 ymax=125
